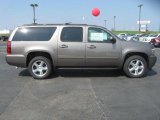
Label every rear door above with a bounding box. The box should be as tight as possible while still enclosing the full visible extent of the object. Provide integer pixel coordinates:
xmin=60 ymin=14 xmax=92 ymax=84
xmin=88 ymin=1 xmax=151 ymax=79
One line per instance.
xmin=57 ymin=26 xmax=85 ymax=66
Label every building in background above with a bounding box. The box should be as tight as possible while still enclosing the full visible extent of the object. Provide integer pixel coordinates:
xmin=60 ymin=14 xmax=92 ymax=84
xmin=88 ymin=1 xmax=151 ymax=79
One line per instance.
xmin=137 ymin=20 xmax=151 ymax=32
xmin=0 ymin=29 xmax=11 ymax=41
xmin=0 ymin=29 xmax=11 ymax=35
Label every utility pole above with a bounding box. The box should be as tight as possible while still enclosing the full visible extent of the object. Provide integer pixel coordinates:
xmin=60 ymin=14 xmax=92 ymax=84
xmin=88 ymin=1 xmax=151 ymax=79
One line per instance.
xmin=138 ymin=4 xmax=143 ymax=33
xmin=30 ymin=4 xmax=38 ymax=24
xmin=114 ymin=16 xmax=116 ymax=31
xmin=104 ymin=20 xmax=107 ymax=28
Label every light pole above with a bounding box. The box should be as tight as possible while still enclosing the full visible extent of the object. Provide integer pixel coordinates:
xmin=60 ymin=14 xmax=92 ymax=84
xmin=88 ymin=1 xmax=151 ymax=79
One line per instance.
xmin=30 ymin=4 xmax=38 ymax=24
xmin=138 ymin=4 xmax=143 ymax=33
xmin=114 ymin=16 xmax=116 ymax=31
xmin=104 ymin=20 xmax=107 ymax=28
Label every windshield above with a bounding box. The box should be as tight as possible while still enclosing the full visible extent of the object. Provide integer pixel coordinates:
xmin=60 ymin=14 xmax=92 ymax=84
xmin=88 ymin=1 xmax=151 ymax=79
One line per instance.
xmin=150 ymin=34 xmax=154 ymax=37
xmin=152 ymin=34 xmax=158 ymax=37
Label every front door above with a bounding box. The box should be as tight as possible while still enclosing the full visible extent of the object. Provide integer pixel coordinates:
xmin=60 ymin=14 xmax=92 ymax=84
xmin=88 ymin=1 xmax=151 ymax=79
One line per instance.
xmin=86 ymin=27 xmax=122 ymax=67
xmin=58 ymin=26 xmax=85 ymax=66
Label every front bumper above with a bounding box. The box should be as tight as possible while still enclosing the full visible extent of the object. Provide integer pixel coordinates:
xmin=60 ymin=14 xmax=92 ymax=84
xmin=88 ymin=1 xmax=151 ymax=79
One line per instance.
xmin=148 ymin=55 xmax=157 ymax=69
xmin=6 ymin=54 xmax=26 ymax=67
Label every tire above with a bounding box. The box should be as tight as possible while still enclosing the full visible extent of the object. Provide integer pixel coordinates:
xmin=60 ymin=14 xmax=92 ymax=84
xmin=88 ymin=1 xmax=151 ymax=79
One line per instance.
xmin=123 ymin=55 xmax=147 ymax=78
xmin=28 ymin=56 xmax=52 ymax=79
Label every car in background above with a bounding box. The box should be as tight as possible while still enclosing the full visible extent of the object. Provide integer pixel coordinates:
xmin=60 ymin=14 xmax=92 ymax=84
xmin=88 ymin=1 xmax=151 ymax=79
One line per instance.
xmin=144 ymin=34 xmax=160 ymax=43
xmin=117 ymin=33 xmax=127 ymax=40
xmin=0 ymin=36 xmax=9 ymax=41
xmin=132 ymin=34 xmax=142 ymax=41
xmin=139 ymin=34 xmax=152 ymax=42
xmin=126 ymin=34 xmax=135 ymax=41
xmin=139 ymin=34 xmax=147 ymax=42
xmin=150 ymin=37 xmax=160 ymax=47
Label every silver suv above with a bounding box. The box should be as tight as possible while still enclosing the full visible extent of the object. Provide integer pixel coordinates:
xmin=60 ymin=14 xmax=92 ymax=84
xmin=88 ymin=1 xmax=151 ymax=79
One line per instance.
xmin=6 ymin=24 xmax=157 ymax=79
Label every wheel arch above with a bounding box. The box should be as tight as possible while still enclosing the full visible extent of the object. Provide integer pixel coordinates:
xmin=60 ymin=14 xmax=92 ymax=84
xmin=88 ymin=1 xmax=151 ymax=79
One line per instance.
xmin=122 ymin=52 xmax=149 ymax=68
xmin=26 ymin=51 xmax=54 ymax=68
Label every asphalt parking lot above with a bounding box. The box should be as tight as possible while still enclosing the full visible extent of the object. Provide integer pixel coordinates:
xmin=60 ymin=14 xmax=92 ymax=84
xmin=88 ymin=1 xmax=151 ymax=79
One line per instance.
xmin=0 ymin=41 xmax=160 ymax=120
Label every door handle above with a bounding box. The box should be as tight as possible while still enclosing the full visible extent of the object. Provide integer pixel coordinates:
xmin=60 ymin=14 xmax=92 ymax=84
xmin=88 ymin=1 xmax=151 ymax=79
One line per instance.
xmin=60 ymin=44 xmax=68 ymax=48
xmin=87 ymin=45 xmax=96 ymax=49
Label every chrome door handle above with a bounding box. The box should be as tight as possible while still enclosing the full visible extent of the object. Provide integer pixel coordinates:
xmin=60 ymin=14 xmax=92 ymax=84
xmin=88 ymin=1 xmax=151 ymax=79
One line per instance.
xmin=87 ymin=45 xmax=96 ymax=49
xmin=60 ymin=44 xmax=68 ymax=48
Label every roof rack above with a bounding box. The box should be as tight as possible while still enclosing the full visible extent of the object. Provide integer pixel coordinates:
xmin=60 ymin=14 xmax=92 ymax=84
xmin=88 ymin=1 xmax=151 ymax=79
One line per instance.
xmin=22 ymin=23 xmax=88 ymax=26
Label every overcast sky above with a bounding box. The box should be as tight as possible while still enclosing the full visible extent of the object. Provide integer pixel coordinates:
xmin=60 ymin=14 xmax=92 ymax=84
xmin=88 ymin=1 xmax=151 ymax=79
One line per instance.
xmin=0 ymin=0 xmax=160 ymax=31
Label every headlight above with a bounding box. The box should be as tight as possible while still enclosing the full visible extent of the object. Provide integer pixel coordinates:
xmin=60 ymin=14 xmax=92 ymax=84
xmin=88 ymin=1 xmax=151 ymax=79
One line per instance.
xmin=149 ymin=43 xmax=155 ymax=54
xmin=151 ymin=48 xmax=155 ymax=55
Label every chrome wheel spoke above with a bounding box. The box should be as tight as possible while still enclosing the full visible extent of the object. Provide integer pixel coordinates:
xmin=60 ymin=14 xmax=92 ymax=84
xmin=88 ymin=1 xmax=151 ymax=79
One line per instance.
xmin=39 ymin=70 xmax=43 ymax=76
xmin=136 ymin=60 xmax=140 ymax=66
xmin=135 ymin=69 xmax=139 ymax=75
xmin=33 ymin=62 xmax=39 ymax=67
xmin=129 ymin=67 xmax=135 ymax=72
xmin=130 ymin=61 xmax=135 ymax=67
xmin=42 ymin=67 xmax=48 ymax=71
xmin=33 ymin=69 xmax=38 ymax=73
xmin=40 ymin=61 xmax=44 ymax=67
xmin=138 ymin=66 xmax=144 ymax=70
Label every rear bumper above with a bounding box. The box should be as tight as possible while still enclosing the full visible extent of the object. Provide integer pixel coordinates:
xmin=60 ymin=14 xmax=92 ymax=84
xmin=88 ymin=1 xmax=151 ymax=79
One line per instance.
xmin=5 ymin=54 xmax=26 ymax=67
xmin=148 ymin=55 xmax=157 ymax=69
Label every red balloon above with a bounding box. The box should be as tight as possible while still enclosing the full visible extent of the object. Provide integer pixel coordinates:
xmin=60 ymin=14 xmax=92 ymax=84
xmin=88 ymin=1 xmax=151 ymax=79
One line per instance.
xmin=92 ymin=8 xmax=100 ymax=17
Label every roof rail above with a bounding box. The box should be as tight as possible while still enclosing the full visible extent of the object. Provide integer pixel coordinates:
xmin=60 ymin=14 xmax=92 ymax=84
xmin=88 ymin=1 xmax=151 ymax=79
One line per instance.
xmin=22 ymin=23 xmax=43 ymax=26
xmin=22 ymin=23 xmax=88 ymax=26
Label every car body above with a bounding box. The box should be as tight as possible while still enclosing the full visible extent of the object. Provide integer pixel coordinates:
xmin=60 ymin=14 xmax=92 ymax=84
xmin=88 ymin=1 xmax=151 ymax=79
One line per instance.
xmin=131 ymin=34 xmax=142 ymax=41
xmin=139 ymin=34 xmax=150 ymax=42
xmin=6 ymin=24 xmax=157 ymax=79
xmin=150 ymin=37 xmax=160 ymax=47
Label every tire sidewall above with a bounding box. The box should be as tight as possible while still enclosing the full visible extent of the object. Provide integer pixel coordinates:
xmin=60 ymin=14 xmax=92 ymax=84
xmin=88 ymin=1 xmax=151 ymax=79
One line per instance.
xmin=28 ymin=56 xmax=52 ymax=79
xmin=123 ymin=55 xmax=147 ymax=78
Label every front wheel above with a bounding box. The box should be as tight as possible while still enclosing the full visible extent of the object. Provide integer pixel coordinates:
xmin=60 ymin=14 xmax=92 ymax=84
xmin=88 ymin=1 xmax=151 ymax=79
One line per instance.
xmin=123 ymin=55 xmax=147 ymax=78
xmin=28 ymin=56 xmax=52 ymax=79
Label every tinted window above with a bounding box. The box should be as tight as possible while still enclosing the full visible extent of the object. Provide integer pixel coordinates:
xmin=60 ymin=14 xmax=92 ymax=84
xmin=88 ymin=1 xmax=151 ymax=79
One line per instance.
xmin=88 ymin=27 xmax=112 ymax=43
xmin=61 ymin=27 xmax=83 ymax=42
xmin=12 ymin=27 xmax=56 ymax=41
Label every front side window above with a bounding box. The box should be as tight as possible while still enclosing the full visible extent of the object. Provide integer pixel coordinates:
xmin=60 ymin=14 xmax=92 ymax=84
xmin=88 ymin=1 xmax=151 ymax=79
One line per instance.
xmin=88 ymin=27 xmax=112 ymax=43
xmin=12 ymin=27 xmax=56 ymax=41
xmin=61 ymin=27 xmax=83 ymax=42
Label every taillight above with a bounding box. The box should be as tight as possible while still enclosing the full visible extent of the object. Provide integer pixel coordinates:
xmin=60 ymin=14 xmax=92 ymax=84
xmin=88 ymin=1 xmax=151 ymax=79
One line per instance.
xmin=7 ymin=41 xmax=11 ymax=54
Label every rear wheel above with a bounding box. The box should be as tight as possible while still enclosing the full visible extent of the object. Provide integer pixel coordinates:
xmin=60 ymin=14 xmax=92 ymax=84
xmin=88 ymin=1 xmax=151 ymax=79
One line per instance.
xmin=123 ymin=55 xmax=147 ymax=78
xmin=28 ymin=56 xmax=52 ymax=79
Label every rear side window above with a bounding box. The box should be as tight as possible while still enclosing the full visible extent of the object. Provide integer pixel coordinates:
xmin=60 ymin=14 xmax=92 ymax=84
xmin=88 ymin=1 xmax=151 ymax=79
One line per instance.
xmin=61 ymin=27 xmax=83 ymax=42
xmin=12 ymin=27 xmax=56 ymax=41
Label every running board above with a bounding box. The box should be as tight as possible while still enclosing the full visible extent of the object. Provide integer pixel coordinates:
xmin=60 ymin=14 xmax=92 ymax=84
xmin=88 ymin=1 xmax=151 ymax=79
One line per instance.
xmin=57 ymin=67 xmax=119 ymax=70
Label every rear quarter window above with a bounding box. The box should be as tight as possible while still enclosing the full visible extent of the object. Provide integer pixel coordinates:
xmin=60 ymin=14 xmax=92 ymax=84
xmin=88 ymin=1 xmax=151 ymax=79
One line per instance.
xmin=12 ymin=27 xmax=56 ymax=41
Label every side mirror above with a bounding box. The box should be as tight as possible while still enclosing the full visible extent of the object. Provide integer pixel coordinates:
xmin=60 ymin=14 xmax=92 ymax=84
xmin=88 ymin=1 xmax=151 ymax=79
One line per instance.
xmin=110 ymin=36 xmax=116 ymax=43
